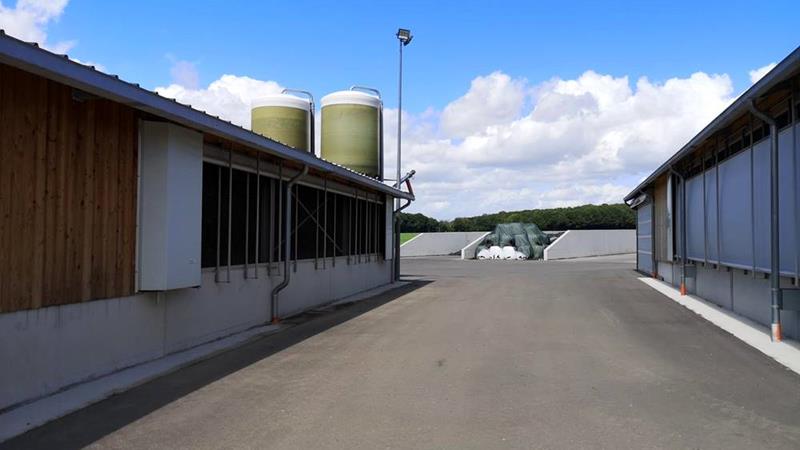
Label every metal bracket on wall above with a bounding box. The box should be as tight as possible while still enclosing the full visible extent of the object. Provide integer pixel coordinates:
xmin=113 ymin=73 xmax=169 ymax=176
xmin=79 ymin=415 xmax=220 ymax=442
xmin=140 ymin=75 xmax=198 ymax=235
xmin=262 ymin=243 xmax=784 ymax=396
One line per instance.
xmin=781 ymin=289 xmax=800 ymax=311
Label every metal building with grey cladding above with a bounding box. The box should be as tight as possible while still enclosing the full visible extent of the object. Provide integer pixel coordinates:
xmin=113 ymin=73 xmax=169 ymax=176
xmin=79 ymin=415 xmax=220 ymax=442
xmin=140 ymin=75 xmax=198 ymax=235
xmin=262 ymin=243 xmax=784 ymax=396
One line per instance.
xmin=625 ymin=44 xmax=800 ymax=342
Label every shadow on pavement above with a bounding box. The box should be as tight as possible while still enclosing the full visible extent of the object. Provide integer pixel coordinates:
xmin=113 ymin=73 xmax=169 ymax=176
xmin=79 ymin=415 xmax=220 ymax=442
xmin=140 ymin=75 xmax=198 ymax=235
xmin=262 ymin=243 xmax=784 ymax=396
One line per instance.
xmin=2 ymin=280 xmax=432 ymax=450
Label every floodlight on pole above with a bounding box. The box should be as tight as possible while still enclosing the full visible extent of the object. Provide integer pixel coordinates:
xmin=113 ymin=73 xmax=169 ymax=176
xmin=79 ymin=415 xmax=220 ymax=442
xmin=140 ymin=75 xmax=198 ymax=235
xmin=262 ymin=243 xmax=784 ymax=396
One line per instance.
xmin=394 ymin=27 xmax=412 ymax=281
xmin=395 ymin=27 xmax=412 ymax=195
xmin=396 ymin=28 xmax=413 ymax=46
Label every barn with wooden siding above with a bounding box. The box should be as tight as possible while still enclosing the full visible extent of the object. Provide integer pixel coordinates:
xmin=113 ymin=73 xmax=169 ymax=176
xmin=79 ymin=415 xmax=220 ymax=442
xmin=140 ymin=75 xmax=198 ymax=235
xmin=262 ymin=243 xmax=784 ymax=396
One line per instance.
xmin=0 ymin=31 xmax=413 ymax=426
xmin=625 ymin=44 xmax=800 ymax=343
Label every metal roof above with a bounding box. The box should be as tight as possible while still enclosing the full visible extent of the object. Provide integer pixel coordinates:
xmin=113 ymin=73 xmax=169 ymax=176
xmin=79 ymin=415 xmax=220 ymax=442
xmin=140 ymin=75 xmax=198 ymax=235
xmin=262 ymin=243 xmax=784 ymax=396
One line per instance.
xmin=0 ymin=31 xmax=413 ymax=201
xmin=624 ymin=44 xmax=800 ymax=202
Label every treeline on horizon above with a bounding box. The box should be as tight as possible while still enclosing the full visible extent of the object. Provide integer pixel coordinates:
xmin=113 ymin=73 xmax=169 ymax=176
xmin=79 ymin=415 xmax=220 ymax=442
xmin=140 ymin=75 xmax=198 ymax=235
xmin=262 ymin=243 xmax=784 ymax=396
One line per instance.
xmin=398 ymin=203 xmax=635 ymax=233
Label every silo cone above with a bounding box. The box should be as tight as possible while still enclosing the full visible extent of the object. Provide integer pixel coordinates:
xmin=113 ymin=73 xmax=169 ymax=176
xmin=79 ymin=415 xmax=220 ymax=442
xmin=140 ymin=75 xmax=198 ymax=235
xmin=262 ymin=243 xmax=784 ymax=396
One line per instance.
xmin=251 ymin=94 xmax=312 ymax=151
xmin=320 ymin=90 xmax=381 ymax=177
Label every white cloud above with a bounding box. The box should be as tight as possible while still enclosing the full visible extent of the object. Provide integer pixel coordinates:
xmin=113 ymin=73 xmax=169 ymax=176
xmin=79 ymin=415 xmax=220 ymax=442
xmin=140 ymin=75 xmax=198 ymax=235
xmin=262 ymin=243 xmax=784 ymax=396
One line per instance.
xmin=386 ymin=69 xmax=735 ymax=219
xmin=169 ymin=60 xmax=200 ymax=89
xmin=440 ymin=71 xmax=527 ymax=138
xmin=155 ymin=75 xmax=284 ymax=128
xmin=749 ymin=62 xmax=777 ymax=84
xmin=161 ymin=68 xmax=739 ymax=220
xmin=0 ymin=0 xmax=72 ymax=52
xmin=0 ymin=1 xmax=107 ymax=71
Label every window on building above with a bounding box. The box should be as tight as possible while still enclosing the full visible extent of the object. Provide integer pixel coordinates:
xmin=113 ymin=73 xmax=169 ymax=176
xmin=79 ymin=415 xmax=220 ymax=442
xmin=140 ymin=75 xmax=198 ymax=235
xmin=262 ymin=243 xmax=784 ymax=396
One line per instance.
xmin=200 ymin=161 xmax=386 ymax=272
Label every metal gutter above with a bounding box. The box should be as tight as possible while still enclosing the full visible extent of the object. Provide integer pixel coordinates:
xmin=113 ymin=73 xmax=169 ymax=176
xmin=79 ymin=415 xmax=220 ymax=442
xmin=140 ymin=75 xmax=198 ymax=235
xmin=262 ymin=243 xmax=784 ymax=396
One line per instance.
xmin=624 ymin=44 xmax=800 ymax=202
xmin=0 ymin=31 xmax=413 ymax=201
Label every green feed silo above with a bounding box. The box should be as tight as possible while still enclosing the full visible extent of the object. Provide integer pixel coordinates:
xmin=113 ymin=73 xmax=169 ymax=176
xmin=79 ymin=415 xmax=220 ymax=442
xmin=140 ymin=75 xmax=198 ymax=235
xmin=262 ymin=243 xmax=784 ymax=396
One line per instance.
xmin=251 ymin=94 xmax=312 ymax=152
xmin=320 ymin=90 xmax=382 ymax=178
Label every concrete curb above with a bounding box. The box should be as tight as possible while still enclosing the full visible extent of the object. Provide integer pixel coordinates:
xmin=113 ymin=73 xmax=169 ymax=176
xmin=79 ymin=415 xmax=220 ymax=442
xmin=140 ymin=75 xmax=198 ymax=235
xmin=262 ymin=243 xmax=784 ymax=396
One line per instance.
xmin=639 ymin=277 xmax=800 ymax=376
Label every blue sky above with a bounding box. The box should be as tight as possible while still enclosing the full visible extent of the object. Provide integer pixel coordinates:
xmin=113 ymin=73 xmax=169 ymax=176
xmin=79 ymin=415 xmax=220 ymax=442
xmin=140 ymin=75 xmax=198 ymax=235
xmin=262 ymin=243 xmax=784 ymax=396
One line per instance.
xmin=44 ymin=0 xmax=799 ymax=111
xmin=2 ymin=0 xmax=799 ymax=218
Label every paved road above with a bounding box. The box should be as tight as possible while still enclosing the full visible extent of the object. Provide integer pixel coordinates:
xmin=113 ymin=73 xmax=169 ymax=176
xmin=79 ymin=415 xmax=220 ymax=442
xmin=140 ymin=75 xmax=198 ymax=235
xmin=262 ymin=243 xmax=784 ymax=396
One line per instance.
xmin=6 ymin=255 xmax=800 ymax=449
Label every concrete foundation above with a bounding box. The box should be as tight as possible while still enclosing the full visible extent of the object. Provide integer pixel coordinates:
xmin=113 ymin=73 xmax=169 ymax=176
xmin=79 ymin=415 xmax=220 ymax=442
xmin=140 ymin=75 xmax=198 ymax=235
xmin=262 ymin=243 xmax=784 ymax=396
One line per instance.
xmin=655 ymin=260 xmax=800 ymax=340
xmin=657 ymin=260 xmax=674 ymax=284
xmin=0 ymin=258 xmax=392 ymax=413
xmin=696 ymin=266 xmax=733 ymax=309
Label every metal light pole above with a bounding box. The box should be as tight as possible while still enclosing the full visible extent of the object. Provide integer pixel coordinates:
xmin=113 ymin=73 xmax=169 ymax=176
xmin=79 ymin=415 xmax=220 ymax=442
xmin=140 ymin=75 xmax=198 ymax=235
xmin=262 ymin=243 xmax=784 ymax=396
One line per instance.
xmin=395 ymin=28 xmax=412 ymax=197
xmin=394 ymin=28 xmax=412 ymax=281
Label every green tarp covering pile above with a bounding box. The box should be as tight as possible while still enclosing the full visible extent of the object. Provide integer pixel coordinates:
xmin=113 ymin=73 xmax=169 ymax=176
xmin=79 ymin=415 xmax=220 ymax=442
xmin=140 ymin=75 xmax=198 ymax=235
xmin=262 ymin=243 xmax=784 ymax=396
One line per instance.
xmin=475 ymin=223 xmax=551 ymax=260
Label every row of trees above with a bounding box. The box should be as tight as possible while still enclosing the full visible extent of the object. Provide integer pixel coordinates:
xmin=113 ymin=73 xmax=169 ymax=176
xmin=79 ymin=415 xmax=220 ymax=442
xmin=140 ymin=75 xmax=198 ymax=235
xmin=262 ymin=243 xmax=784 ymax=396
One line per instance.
xmin=398 ymin=204 xmax=635 ymax=233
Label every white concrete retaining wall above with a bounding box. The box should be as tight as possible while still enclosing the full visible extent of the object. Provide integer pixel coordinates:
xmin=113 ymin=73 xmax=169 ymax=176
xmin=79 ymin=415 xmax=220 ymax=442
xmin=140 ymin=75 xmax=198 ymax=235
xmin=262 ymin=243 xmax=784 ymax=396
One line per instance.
xmin=460 ymin=232 xmax=491 ymax=259
xmin=400 ymin=232 xmax=490 ymax=257
xmin=0 ymin=258 xmax=392 ymax=413
xmin=543 ymin=229 xmax=635 ymax=260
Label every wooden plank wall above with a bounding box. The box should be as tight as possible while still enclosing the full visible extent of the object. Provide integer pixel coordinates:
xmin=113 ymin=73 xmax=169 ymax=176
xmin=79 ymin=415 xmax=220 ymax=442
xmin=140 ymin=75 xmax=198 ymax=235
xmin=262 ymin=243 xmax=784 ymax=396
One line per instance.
xmin=653 ymin=175 xmax=669 ymax=262
xmin=0 ymin=64 xmax=138 ymax=313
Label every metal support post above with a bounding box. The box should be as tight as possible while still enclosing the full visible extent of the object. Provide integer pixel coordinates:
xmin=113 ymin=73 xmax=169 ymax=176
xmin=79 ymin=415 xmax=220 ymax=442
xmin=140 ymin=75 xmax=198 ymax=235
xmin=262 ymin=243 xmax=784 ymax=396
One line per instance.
xmin=750 ymin=115 xmax=757 ymax=279
xmin=255 ymin=155 xmax=260 ymax=278
xmin=703 ymin=152 xmax=708 ymax=265
xmin=245 ymin=172 xmax=250 ymax=279
xmin=269 ymin=177 xmax=274 ymax=276
xmin=347 ymin=195 xmax=352 ymax=264
xmin=277 ymin=163 xmax=283 ymax=276
xmin=333 ymin=194 xmax=337 ymax=267
xmin=323 ymin=179 xmax=328 ymax=269
xmin=716 ymin=137 xmax=721 ymax=269
xmin=215 ymin=165 xmax=221 ymax=283
xmin=227 ymin=148 xmax=232 ymax=283
xmin=791 ymin=86 xmax=799 ymax=285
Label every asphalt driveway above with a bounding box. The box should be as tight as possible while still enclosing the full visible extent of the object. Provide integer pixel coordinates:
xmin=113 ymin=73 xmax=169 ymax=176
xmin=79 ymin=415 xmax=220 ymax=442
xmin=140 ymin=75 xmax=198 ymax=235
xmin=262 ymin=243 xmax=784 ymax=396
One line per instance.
xmin=5 ymin=255 xmax=800 ymax=449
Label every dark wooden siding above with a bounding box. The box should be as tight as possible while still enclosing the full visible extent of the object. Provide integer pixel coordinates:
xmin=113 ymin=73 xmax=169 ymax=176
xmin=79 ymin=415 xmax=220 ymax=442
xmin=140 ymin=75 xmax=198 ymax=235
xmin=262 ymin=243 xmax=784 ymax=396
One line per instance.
xmin=0 ymin=64 xmax=138 ymax=313
xmin=653 ymin=175 xmax=669 ymax=262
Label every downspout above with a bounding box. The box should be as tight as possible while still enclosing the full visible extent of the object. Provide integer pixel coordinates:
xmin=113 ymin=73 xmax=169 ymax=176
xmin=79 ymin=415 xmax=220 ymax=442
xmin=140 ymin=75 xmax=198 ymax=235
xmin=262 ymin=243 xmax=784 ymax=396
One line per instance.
xmin=669 ymin=167 xmax=688 ymax=295
xmin=393 ymin=173 xmax=415 ymax=281
xmin=749 ymin=100 xmax=782 ymax=342
xmin=270 ymin=165 xmax=308 ymax=323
